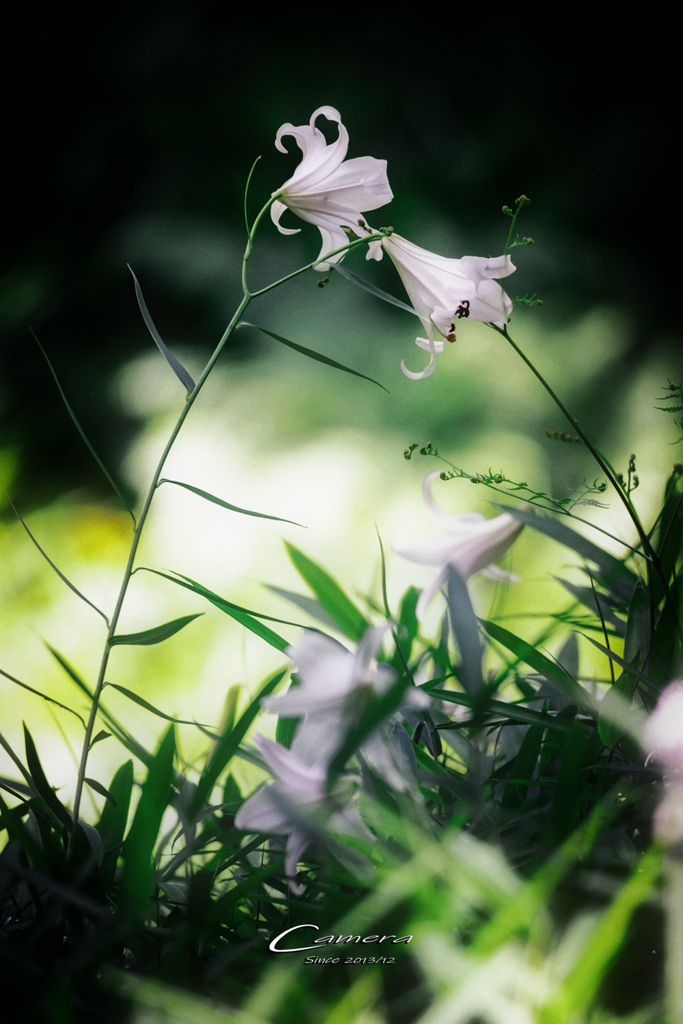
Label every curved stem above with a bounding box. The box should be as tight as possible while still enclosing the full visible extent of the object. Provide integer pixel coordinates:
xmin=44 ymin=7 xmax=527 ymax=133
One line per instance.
xmin=249 ymin=232 xmax=386 ymax=299
xmin=72 ymin=191 xmax=285 ymax=830
xmin=493 ymin=323 xmax=682 ymax=643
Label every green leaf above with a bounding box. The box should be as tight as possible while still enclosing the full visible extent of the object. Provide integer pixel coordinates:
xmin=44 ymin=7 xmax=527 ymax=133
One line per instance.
xmin=501 ymin=723 xmax=544 ymax=809
xmin=23 ymin=723 xmax=72 ymax=830
xmin=480 ymin=619 xmax=596 ymax=714
xmin=275 ymin=715 xmax=299 ymax=750
xmin=428 ymin=691 xmax=573 ymax=733
xmin=110 ymin=613 xmax=202 ymax=647
xmin=545 ymin=845 xmax=662 ymax=1023
xmin=0 ymin=665 xmax=86 ymax=728
xmin=0 ymin=731 xmax=35 ymax=794
xmin=623 ymin=576 xmax=651 ymax=672
xmin=285 ymin=542 xmax=369 ymax=641
xmin=158 ymin=478 xmax=305 ymax=527
xmin=4 ymin=493 xmax=109 ymax=625
xmin=129 ymin=265 xmax=195 ymax=393
xmin=446 ymin=566 xmax=484 ymax=696
xmin=96 ymin=759 xmax=134 ymax=877
xmin=142 ymin=569 xmax=293 ymax=653
xmin=330 ymin=262 xmax=420 ymax=317
xmin=498 ymin=505 xmax=637 ymax=602
xmin=107 ymin=683 xmax=211 ymax=727
xmin=191 ymin=669 xmax=286 ymax=817
xmin=553 ymin=577 xmax=625 ymax=635
xmin=89 ymin=729 xmax=111 ymax=750
xmin=262 ymin=584 xmax=339 ymax=631
xmin=121 ymin=726 xmax=175 ymax=915
xmin=241 ymin=322 xmax=388 ymax=392
xmin=46 ymin=644 xmax=153 ymax=768
xmin=32 ymin=330 xmax=136 ymax=527
xmin=84 ymin=776 xmax=118 ymax=807
xmin=656 ymin=473 xmax=683 ymax=594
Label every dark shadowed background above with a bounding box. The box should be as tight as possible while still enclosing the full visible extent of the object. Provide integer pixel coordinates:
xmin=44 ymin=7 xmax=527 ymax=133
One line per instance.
xmin=1 ymin=5 xmax=679 ymax=512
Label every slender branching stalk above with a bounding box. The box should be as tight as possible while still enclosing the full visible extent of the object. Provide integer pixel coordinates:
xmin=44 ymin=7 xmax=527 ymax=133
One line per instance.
xmin=70 ymin=193 xmax=386 ymax=831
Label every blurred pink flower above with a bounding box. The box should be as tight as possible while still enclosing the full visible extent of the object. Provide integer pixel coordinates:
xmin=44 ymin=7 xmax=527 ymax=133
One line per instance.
xmin=643 ymin=681 xmax=683 ymax=770
xmin=394 ymin=471 xmax=523 ymax=619
xmin=271 ymin=106 xmax=392 ymax=271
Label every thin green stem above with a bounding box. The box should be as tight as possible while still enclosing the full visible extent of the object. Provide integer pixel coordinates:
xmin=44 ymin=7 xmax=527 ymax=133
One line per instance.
xmin=423 ymin=450 xmax=646 ymax=560
xmin=72 ymin=190 xmax=285 ymax=831
xmin=72 ymin=210 xmax=387 ymax=829
xmin=492 ymin=322 xmax=683 ymax=643
xmin=503 ymin=200 xmax=526 ymax=256
xmin=243 ymin=156 xmax=262 ymax=236
xmin=249 ymin=232 xmax=386 ymax=299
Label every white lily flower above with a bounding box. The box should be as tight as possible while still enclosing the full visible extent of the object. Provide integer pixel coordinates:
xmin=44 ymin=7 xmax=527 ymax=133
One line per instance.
xmin=271 ymin=105 xmax=393 ymax=271
xmin=234 ymin=734 xmax=374 ymax=891
xmin=261 ymin=627 xmax=396 ymax=765
xmin=379 ymin=233 xmax=515 ymax=379
xmin=262 ymin=627 xmax=430 ymax=795
xmin=234 ymin=734 xmax=326 ymax=890
xmin=394 ymin=471 xmax=523 ymax=619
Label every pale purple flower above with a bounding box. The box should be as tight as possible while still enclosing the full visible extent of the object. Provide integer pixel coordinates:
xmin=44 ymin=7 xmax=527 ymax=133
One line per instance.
xmin=643 ymin=681 xmax=683 ymax=770
xmin=377 ymin=233 xmax=515 ymax=379
xmin=234 ymin=734 xmax=326 ymax=890
xmin=643 ymin=681 xmax=683 ymax=845
xmin=394 ymin=471 xmax=523 ymax=619
xmin=263 ymin=627 xmax=428 ymax=792
xmin=234 ymin=734 xmax=373 ymax=891
xmin=271 ymin=106 xmax=392 ymax=271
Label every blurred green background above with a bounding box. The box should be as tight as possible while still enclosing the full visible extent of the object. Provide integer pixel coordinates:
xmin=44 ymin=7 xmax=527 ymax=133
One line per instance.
xmin=0 ymin=6 xmax=679 ymax=799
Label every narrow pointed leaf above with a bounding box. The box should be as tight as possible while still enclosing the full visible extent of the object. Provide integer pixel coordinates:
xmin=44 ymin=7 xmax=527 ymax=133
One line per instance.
xmin=96 ymin=760 xmax=134 ymax=879
xmin=121 ymin=726 xmax=175 ymax=914
xmin=330 ymin=262 xmax=420 ymax=316
xmin=446 ymin=565 xmax=484 ymax=695
xmin=623 ymin=576 xmax=651 ymax=671
xmin=90 ymin=730 xmax=111 ymax=750
xmin=23 ymin=724 xmax=72 ymax=830
xmin=84 ymin=776 xmax=118 ymax=807
xmin=481 ymin=619 xmax=596 ymax=714
xmin=0 ymin=731 xmax=35 ymax=792
xmin=553 ymin=577 xmax=625 ymax=635
xmin=4 ymin=493 xmax=109 ymax=625
xmin=129 ymin=265 xmax=195 ymax=393
xmin=109 ymin=613 xmax=202 ymax=647
xmin=285 ymin=542 xmax=369 ymax=641
xmin=497 ymin=505 xmax=637 ymax=602
xmin=141 ymin=568 xmax=299 ymax=652
xmin=580 ymin=632 xmax=660 ymax=695
xmin=191 ymin=669 xmax=286 ymax=816
xmin=107 ymin=683 xmax=211 ymax=728
xmin=262 ymin=584 xmax=339 ymax=631
xmin=241 ymin=322 xmax=388 ymax=392
xmin=46 ymin=644 xmax=154 ymax=767
xmin=32 ymin=330 xmax=136 ymax=527
xmin=0 ymin=665 xmax=86 ymax=727
xmin=158 ymin=478 xmax=305 ymax=527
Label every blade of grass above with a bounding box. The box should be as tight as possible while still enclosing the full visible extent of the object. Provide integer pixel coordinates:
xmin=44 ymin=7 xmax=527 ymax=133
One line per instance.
xmin=31 ymin=329 xmax=136 ymax=527
xmin=241 ymin=322 xmax=388 ymax=392
xmin=158 ymin=478 xmax=305 ymax=528
xmin=4 ymin=492 xmax=109 ymax=626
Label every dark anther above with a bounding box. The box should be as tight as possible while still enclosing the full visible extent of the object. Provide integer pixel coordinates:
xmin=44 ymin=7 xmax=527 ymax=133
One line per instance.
xmin=455 ymin=300 xmax=471 ymax=319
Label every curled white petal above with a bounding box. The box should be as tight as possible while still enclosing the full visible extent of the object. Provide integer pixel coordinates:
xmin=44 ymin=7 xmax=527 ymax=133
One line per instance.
xmin=382 ymin=233 xmax=515 ymax=377
xmin=273 ymin=108 xmax=392 ymax=269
